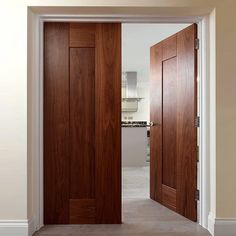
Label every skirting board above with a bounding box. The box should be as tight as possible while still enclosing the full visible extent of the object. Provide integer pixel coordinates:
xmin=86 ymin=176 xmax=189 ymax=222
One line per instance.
xmin=208 ymin=213 xmax=236 ymax=236
xmin=0 ymin=219 xmax=36 ymax=236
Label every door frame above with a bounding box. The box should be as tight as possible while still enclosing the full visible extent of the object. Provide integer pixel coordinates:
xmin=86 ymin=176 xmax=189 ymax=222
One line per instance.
xmin=28 ymin=10 xmax=211 ymax=233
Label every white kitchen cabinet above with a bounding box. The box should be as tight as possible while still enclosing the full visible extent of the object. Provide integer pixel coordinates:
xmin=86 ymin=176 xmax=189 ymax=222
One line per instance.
xmin=122 ymin=127 xmax=148 ymax=167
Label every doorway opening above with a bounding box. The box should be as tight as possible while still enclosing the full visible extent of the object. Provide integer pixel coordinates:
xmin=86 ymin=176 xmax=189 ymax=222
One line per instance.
xmin=121 ymin=23 xmax=199 ymax=223
xmin=29 ymin=11 xmax=211 ymax=235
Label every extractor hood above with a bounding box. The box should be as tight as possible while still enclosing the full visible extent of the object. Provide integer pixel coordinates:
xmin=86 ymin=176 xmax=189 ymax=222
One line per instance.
xmin=122 ymin=72 xmax=143 ymax=102
xmin=122 ymin=72 xmax=143 ymax=112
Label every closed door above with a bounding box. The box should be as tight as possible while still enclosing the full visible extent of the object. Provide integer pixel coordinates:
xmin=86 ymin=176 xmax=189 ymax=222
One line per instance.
xmin=44 ymin=22 xmax=121 ymax=224
xmin=150 ymin=24 xmax=198 ymax=221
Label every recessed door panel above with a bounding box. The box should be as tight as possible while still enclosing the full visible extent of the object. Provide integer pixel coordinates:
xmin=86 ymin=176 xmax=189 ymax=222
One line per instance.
xmin=70 ymin=48 xmax=95 ymax=200
xmin=162 ymin=57 xmax=177 ymax=189
xmin=69 ymin=47 xmax=96 ymax=223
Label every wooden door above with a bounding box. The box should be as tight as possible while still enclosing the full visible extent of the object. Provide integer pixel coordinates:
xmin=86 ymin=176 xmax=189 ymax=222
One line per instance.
xmin=44 ymin=22 xmax=121 ymax=224
xmin=150 ymin=24 xmax=197 ymax=221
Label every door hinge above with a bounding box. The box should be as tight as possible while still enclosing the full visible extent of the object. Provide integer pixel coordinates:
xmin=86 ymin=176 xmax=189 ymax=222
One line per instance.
xmin=195 ymin=38 xmax=200 ymax=50
xmin=196 ymin=146 xmax=199 ymax=162
xmin=195 ymin=190 xmax=200 ymax=201
xmin=195 ymin=116 xmax=200 ymax=127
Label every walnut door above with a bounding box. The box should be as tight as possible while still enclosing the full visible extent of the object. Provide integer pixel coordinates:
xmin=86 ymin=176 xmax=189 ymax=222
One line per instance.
xmin=150 ymin=24 xmax=198 ymax=221
xmin=44 ymin=22 xmax=121 ymax=224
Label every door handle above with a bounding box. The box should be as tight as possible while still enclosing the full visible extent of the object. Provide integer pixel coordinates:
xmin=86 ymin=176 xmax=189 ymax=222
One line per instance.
xmin=149 ymin=121 xmax=155 ymax=127
xmin=148 ymin=121 xmax=160 ymax=127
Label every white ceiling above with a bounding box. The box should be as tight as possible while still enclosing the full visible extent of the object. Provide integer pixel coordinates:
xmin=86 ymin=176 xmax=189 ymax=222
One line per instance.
xmin=122 ymin=23 xmax=190 ymax=83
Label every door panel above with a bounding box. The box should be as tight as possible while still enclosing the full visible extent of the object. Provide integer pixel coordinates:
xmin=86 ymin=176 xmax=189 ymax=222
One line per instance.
xmin=162 ymin=35 xmax=177 ymax=60
xmin=44 ymin=22 xmax=121 ymax=224
xmin=69 ymin=199 xmax=96 ymax=224
xmin=69 ymin=23 xmax=96 ymax=47
xmin=150 ymin=24 xmax=197 ymax=221
xmin=44 ymin=23 xmax=70 ymax=224
xmin=176 ymin=25 xmax=197 ymax=220
xmin=162 ymin=57 xmax=177 ymax=189
xmin=95 ymin=23 xmax=121 ymax=224
xmin=69 ymin=48 xmax=96 ymax=223
xmin=150 ymin=43 xmax=163 ymax=203
xmin=70 ymin=48 xmax=95 ymax=200
xmin=162 ymin=184 xmax=177 ymax=211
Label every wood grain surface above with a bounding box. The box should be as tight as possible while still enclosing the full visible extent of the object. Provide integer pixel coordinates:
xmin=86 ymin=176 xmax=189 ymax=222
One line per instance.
xmin=176 ymin=24 xmax=197 ymax=221
xmin=69 ymin=23 xmax=96 ymax=47
xmin=150 ymin=43 xmax=163 ymax=203
xmin=69 ymin=48 xmax=95 ymax=200
xmin=44 ymin=22 xmax=70 ymax=224
xmin=150 ymin=24 xmax=197 ymax=221
xmin=44 ymin=22 xmax=121 ymax=224
xmin=95 ymin=23 xmax=121 ymax=224
xmin=162 ymin=56 xmax=177 ymax=189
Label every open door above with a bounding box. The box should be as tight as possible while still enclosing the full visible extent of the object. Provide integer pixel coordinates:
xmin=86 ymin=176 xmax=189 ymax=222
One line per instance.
xmin=150 ymin=24 xmax=197 ymax=221
xmin=44 ymin=23 xmax=121 ymax=224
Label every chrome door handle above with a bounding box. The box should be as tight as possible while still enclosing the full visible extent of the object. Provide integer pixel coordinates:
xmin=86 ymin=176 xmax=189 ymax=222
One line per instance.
xmin=148 ymin=121 xmax=159 ymax=127
xmin=149 ymin=121 xmax=155 ymax=127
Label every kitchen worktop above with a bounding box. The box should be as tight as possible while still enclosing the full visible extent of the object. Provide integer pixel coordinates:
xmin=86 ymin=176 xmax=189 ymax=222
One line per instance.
xmin=121 ymin=121 xmax=148 ymax=127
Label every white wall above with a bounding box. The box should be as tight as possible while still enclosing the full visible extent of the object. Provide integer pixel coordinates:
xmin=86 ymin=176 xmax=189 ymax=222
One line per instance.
xmin=0 ymin=4 xmax=28 ymax=220
xmin=1 ymin=1 xmax=236 ymax=235
xmin=121 ymin=23 xmax=190 ymax=121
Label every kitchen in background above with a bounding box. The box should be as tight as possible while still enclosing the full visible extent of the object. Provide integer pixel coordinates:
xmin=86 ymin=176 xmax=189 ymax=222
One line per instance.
xmin=121 ymin=71 xmax=150 ymax=167
xmin=121 ymin=23 xmax=190 ymax=199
